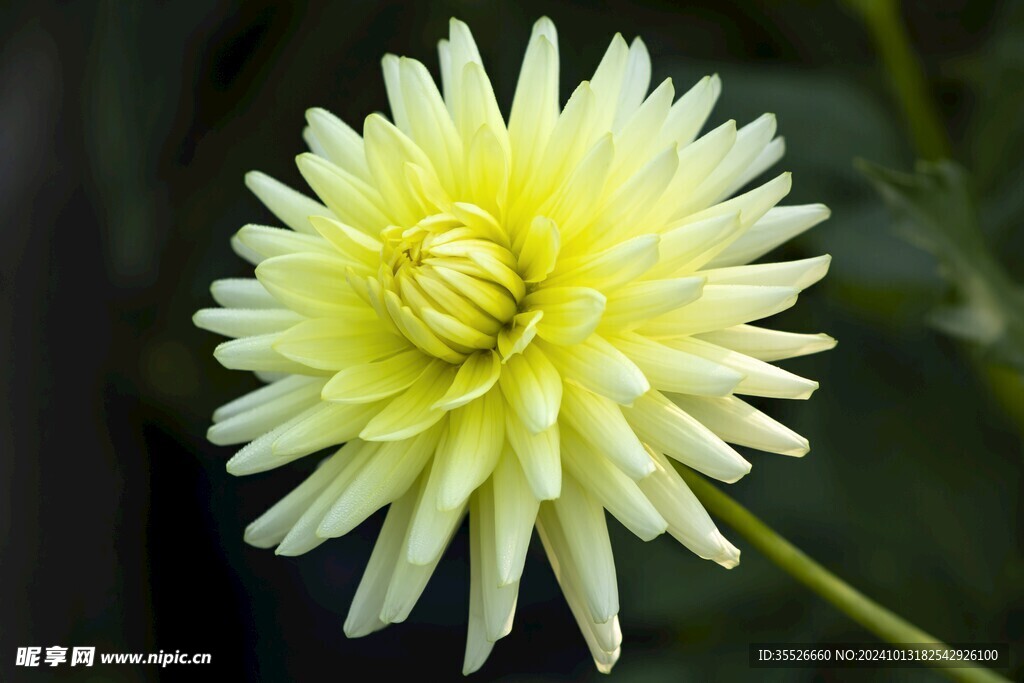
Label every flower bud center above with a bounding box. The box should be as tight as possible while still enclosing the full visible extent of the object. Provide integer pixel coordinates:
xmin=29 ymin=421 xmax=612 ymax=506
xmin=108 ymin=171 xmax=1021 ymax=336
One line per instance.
xmin=378 ymin=210 xmax=525 ymax=362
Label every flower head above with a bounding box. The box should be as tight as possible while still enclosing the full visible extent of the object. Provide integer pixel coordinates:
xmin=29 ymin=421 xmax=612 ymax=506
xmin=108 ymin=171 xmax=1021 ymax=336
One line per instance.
xmin=195 ymin=17 xmax=834 ymax=674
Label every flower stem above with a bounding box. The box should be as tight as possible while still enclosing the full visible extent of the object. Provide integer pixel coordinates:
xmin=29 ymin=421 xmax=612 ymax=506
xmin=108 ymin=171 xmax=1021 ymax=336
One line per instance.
xmin=845 ymin=0 xmax=951 ymax=160
xmin=675 ymin=466 xmax=1009 ymax=683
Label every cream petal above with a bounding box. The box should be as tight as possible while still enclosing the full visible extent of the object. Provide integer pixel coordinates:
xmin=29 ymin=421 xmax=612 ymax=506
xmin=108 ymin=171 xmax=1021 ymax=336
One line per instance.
xmin=193 ymin=307 xmax=304 ymax=339
xmin=473 ymin=483 xmax=520 ymax=642
xmin=234 ymin=224 xmax=336 ymax=261
xmin=210 ymin=278 xmax=280 ymax=309
xmin=244 ymin=171 xmax=330 ymax=235
xmin=273 ymin=318 xmax=411 ymax=371
xmin=491 ymin=446 xmax=539 ymax=585
xmin=271 ymin=400 xmax=383 ymax=458
xmin=516 ymin=215 xmax=561 ymax=283
xmin=611 ymin=37 xmax=652 ymax=132
xmin=434 ymin=350 xmax=501 ymax=410
xmin=639 ymin=284 xmax=799 ymax=337
xmin=244 ymin=443 xmax=357 ymax=549
xmin=656 ymin=74 xmax=721 ymax=149
xmin=696 ymin=324 xmax=837 ymax=362
xmin=547 ymin=476 xmax=619 ymax=624
xmin=508 ymin=18 xmax=559 ymax=196
xmin=702 ymin=254 xmax=831 ymax=290
xmin=504 ymin=414 xmax=561 ymax=501
xmin=600 ymin=277 xmax=704 ymax=331
xmin=674 ymin=171 xmax=791 ymax=229
xmin=274 ymin=441 xmax=379 ymax=555
xmin=664 ymin=337 xmax=819 ymax=400
xmin=559 ymin=383 xmax=655 ymax=480
xmin=540 ymin=135 xmax=614 ymax=243
xmin=638 ymin=448 xmax=740 ymax=568
xmin=362 ymin=114 xmax=439 ymax=225
xmin=544 ymin=234 xmax=660 ymax=291
xmin=498 ymin=344 xmax=561 ymax=433
xmin=539 ymin=336 xmax=648 ymax=406
xmin=321 ymin=349 xmax=431 ymax=403
xmin=344 ymin=476 xmax=418 ymax=637
xmin=648 ymin=212 xmax=744 ymax=279
xmin=255 ymin=253 xmax=371 ymax=319
xmin=381 ymin=478 xmax=466 ymax=623
xmin=496 ymin=310 xmax=543 ymax=361
xmin=676 ymin=113 xmax=777 ymax=216
xmin=398 ymin=57 xmax=463 ymax=193
xmin=212 ymin=374 xmax=322 ymax=423
xmin=706 ymin=204 xmax=832 ymax=267
xmin=607 ymin=78 xmax=674 ymax=187
xmin=305 ymin=107 xmax=372 ymax=183
xmin=295 ymin=152 xmax=393 ymax=233
xmin=405 ymin=454 xmax=464 ymax=566
xmin=587 ymin=33 xmax=630 ymax=135
xmin=524 ymin=286 xmax=606 ymax=346
xmin=359 ymin=362 xmax=456 ymax=441
xmin=214 ymin=333 xmax=319 ymax=375
xmin=585 ymin=144 xmax=678 ymax=248
xmin=318 ymin=424 xmax=444 ymax=538
xmin=536 ymin=509 xmax=622 ymax=672
xmin=722 ymin=135 xmax=785 ymax=198
xmin=433 ymin=387 xmax=504 ymax=510
xmin=622 ymin=391 xmax=751 ymax=483
xmin=463 ymin=490 xmax=496 ymax=675
xmin=207 ymin=376 xmax=324 ymax=445
xmin=561 ymin=425 xmax=666 ymax=540
xmin=307 ymin=215 xmax=381 ymax=270
xmin=611 ymin=332 xmax=743 ymax=396
xmin=669 ymin=393 xmax=809 ymax=456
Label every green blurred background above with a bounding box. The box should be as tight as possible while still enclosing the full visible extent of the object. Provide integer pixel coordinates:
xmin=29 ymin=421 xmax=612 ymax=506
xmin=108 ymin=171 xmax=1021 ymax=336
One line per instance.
xmin=1 ymin=0 xmax=1021 ymax=681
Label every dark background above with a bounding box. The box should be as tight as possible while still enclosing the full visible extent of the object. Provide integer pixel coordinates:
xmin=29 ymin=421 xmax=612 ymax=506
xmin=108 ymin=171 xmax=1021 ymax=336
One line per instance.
xmin=2 ymin=0 xmax=1022 ymax=681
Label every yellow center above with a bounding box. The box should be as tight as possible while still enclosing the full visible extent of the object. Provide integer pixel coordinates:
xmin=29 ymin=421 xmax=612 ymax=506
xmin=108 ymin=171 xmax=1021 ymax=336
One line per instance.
xmin=377 ymin=206 xmax=526 ymax=361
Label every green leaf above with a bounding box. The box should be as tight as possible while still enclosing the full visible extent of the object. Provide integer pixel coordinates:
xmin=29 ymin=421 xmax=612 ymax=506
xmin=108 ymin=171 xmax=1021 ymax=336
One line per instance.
xmin=857 ymin=159 xmax=1024 ymax=371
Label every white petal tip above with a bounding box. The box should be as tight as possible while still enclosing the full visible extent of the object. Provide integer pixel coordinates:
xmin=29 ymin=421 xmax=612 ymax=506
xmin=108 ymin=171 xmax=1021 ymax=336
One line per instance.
xmin=710 ymin=534 xmax=741 ymax=569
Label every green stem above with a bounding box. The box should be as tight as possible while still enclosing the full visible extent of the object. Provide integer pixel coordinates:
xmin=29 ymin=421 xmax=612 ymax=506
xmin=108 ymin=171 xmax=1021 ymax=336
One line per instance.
xmin=846 ymin=0 xmax=951 ymax=160
xmin=676 ymin=466 xmax=1009 ymax=683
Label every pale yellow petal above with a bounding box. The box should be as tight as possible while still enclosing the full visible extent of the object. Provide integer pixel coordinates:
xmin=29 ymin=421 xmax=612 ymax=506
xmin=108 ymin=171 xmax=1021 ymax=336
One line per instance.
xmin=696 ymin=324 xmax=837 ymax=362
xmin=504 ymin=414 xmax=561 ymax=501
xmin=491 ymin=446 xmax=539 ymax=585
xmin=561 ymin=425 xmax=666 ymax=540
xmin=524 ymin=286 xmax=606 ymax=346
xmin=498 ymin=344 xmax=561 ymax=432
xmin=318 ymin=424 xmax=444 ymax=538
xmin=244 ymin=171 xmax=330 ymax=235
xmin=273 ymin=318 xmax=410 ymax=371
xmin=622 ymin=391 xmax=751 ymax=483
xmin=433 ymin=349 xmax=501 ymax=410
xmin=559 ymin=383 xmax=654 ymax=480
xmin=433 ymin=387 xmax=504 ymax=510
xmin=359 ymin=361 xmax=455 ymax=441
xmin=539 ymin=336 xmax=648 ymax=406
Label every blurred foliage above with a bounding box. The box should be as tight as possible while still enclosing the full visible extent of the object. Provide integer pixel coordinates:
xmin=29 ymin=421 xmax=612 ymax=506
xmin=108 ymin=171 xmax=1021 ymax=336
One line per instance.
xmin=858 ymin=160 xmax=1024 ymax=371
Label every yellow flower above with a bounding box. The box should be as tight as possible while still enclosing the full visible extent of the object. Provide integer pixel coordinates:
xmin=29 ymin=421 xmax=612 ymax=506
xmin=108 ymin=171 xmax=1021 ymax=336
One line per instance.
xmin=195 ymin=17 xmax=835 ymax=674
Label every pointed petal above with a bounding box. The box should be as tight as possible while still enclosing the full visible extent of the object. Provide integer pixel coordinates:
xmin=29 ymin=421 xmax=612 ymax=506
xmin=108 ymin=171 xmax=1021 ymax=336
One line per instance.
xmin=639 ymin=449 xmax=740 ymax=568
xmin=359 ymin=362 xmax=456 ymax=440
xmin=491 ymin=447 xmax=539 ymax=585
xmin=560 ymin=383 xmax=654 ymax=479
xmin=561 ymin=425 xmax=666 ymax=540
xmin=244 ymin=171 xmax=330 ymax=235
xmin=539 ymin=336 xmax=648 ymax=406
xmin=498 ymin=344 xmax=561 ymax=432
xmin=504 ymin=415 xmax=561 ymax=500
xmin=622 ymin=391 xmax=750 ymax=483
xmin=696 ymin=324 xmax=837 ymax=362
